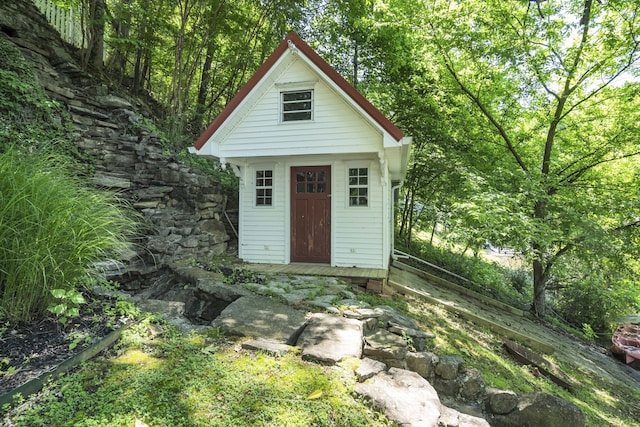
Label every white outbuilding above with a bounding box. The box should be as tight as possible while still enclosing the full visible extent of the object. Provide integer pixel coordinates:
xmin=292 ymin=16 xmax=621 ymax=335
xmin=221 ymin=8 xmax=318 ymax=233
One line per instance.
xmin=191 ymin=32 xmax=411 ymax=271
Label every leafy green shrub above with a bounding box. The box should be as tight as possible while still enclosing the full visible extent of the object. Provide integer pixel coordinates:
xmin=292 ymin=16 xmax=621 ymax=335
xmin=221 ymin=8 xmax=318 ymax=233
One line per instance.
xmin=548 ymin=252 xmax=640 ymax=333
xmin=177 ymin=148 xmax=239 ymax=192
xmin=397 ymin=239 xmax=530 ymax=307
xmin=48 ymin=288 xmax=86 ymax=326
xmin=0 ymin=148 xmax=139 ymax=322
xmin=552 ymin=275 xmax=640 ymax=333
xmin=506 ymin=268 xmax=531 ymax=295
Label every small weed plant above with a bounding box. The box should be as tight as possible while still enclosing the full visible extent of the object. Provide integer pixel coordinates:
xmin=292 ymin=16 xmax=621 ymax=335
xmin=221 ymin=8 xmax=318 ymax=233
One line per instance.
xmin=47 ymin=288 xmax=86 ymax=326
xmin=581 ymin=323 xmax=598 ymax=343
xmin=66 ymin=331 xmax=91 ymax=351
xmin=83 ymin=277 xmax=141 ymax=327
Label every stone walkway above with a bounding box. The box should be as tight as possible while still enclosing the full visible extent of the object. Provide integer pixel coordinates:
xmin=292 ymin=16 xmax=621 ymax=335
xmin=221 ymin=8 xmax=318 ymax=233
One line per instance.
xmin=130 ymin=261 xmax=587 ymax=427
xmin=130 ymin=262 xmax=492 ymax=426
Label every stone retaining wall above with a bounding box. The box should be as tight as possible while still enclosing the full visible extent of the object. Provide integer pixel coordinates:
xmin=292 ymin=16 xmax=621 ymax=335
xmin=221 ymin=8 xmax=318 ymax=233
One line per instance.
xmin=1 ymin=0 xmax=230 ymax=289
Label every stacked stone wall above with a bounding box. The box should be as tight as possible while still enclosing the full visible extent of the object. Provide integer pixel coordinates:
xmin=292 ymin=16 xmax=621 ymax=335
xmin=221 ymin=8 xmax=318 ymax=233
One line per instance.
xmin=1 ymin=0 xmax=230 ymax=289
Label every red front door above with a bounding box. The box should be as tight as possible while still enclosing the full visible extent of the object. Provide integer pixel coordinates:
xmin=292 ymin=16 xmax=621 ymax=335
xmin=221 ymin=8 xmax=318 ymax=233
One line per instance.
xmin=290 ymin=166 xmax=331 ymax=263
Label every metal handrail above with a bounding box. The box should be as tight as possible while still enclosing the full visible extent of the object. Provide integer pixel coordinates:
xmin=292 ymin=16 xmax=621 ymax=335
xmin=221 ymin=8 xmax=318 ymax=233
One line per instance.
xmin=224 ymin=210 xmax=238 ymax=239
xmin=393 ymin=248 xmax=474 ymax=286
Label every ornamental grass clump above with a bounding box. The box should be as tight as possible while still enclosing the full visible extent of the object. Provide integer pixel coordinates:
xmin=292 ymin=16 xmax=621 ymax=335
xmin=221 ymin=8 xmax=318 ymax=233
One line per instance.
xmin=0 ymin=147 xmax=138 ymax=322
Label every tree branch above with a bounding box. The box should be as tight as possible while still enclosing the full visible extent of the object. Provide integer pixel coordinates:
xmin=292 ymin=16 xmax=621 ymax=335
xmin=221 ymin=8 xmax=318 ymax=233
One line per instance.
xmin=438 ymin=51 xmax=529 ymax=172
xmin=541 ymin=1 xmax=595 ymax=177
xmin=551 ymin=218 xmax=640 ymax=268
xmin=562 ymin=149 xmax=640 ymax=185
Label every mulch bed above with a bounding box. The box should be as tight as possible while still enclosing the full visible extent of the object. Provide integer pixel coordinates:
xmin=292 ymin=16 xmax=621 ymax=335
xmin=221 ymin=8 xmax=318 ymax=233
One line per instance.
xmin=0 ymin=293 xmax=128 ymax=396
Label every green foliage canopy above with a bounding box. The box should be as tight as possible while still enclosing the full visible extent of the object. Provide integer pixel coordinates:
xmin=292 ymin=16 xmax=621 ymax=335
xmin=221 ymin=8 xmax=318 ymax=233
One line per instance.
xmin=313 ymin=0 xmax=640 ymax=323
xmin=418 ymin=0 xmax=640 ymax=318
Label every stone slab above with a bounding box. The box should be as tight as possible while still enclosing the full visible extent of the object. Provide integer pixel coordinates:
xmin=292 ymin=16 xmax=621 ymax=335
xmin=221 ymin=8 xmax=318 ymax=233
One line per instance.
xmin=296 ymin=313 xmax=363 ymax=364
xmin=212 ymin=296 xmax=307 ymax=343
xmin=355 ymin=367 xmax=441 ymax=426
xmin=365 ymin=328 xmax=408 ymax=349
xmin=493 ymin=392 xmax=585 ymax=427
xmin=133 ymin=299 xmax=205 ymax=333
xmin=343 ymin=307 xmax=387 ymax=320
xmin=485 ymin=387 xmax=519 ymax=415
xmin=241 ymin=338 xmax=296 ymax=357
xmin=438 ymin=406 xmax=491 ymax=427
xmin=355 ymin=357 xmax=387 ymax=381
xmin=388 ymin=322 xmax=436 ymax=339
xmin=378 ymin=305 xmax=420 ymax=329
xmin=197 ymin=280 xmax=252 ymax=302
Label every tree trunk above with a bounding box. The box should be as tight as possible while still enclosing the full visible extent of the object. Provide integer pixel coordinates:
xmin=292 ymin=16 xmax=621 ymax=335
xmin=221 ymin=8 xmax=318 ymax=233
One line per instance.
xmin=192 ymin=0 xmax=226 ymax=130
xmin=531 ymin=198 xmax=548 ymax=317
xmin=192 ymin=45 xmax=214 ymax=130
xmin=405 ymin=190 xmax=417 ymax=248
xmin=430 ymin=220 xmax=436 ymax=244
xmin=105 ymin=0 xmax=131 ymax=82
xmin=88 ymin=0 xmax=106 ymax=70
xmin=532 ymin=257 xmax=546 ymax=317
xmin=398 ymin=187 xmax=411 ymax=237
xmin=132 ymin=0 xmax=149 ymax=94
xmin=353 ymin=40 xmax=359 ymax=87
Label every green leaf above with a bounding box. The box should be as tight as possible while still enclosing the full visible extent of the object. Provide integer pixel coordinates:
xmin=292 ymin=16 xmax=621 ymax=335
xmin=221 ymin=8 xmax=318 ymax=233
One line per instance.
xmin=306 ymin=389 xmax=323 ymax=400
xmin=50 ymin=289 xmax=67 ymax=299
xmin=48 ymin=304 xmax=66 ymax=316
xmin=70 ymin=293 xmax=86 ymax=305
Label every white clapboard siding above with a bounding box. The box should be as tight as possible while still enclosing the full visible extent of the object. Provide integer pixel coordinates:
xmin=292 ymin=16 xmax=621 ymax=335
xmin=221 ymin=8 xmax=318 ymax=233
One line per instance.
xmin=238 ymin=156 xmax=388 ymax=269
xmin=332 ymin=159 xmax=386 ymax=268
xmin=218 ymin=57 xmax=382 ymax=158
xmin=238 ymin=163 xmax=288 ymax=264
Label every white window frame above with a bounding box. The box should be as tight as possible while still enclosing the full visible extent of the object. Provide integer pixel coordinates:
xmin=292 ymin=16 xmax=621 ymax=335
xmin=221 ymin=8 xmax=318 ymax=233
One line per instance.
xmin=255 ymin=169 xmax=273 ymax=207
xmin=281 ymin=89 xmax=313 ymax=122
xmin=348 ymin=167 xmax=369 ymax=207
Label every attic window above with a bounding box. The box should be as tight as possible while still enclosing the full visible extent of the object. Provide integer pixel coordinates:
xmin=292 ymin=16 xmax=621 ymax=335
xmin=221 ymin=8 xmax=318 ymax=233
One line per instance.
xmin=281 ymin=90 xmax=313 ymax=122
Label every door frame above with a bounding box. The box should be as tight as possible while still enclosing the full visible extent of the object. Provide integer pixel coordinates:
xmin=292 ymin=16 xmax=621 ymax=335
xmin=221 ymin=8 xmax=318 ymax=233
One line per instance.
xmin=289 ymin=165 xmax=331 ymax=264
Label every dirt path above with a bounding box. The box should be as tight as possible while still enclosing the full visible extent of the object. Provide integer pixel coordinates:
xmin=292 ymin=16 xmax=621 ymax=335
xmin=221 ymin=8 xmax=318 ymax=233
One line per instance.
xmin=389 ymin=265 xmax=640 ymax=390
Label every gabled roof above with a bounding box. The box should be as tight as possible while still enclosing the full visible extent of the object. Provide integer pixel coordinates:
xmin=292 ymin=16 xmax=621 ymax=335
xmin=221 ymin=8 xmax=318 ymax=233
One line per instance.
xmin=193 ymin=32 xmax=405 ymax=151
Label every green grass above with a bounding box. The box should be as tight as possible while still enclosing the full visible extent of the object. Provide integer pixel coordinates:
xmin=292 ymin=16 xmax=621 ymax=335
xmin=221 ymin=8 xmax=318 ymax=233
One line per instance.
xmin=397 ymin=296 xmax=640 ymax=427
xmin=2 ymin=318 xmax=392 ymax=427
xmin=399 ymin=236 xmax=640 ymax=335
xmin=0 ymin=148 xmax=139 ymax=322
xmin=3 ymin=292 xmax=640 ymax=426
xmin=326 ymin=290 xmax=640 ymax=426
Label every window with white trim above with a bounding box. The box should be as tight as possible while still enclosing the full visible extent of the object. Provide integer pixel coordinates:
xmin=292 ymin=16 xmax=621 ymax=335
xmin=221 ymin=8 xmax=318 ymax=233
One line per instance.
xmin=348 ymin=167 xmax=368 ymax=206
xmin=256 ymin=170 xmax=273 ymax=206
xmin=281 ymin=90 xmax=313 ymax=122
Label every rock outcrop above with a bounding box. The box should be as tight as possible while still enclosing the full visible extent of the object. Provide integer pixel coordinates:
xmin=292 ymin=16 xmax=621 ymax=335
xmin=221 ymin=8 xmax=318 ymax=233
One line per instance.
xmin=0 ymin=0 xmax=231 ymax=289
xmin=490 ymin=391 xmax=586 ymax=427
xmin=355 ymin=368 xmax=445 ymax=427
xmin=297 ymin=313 xmax=364 ymax=363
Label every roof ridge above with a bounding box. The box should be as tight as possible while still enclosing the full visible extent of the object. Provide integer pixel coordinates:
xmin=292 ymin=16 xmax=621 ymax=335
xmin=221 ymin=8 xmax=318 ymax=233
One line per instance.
xmin=193 ymin=32 xmax=404 ymax=151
